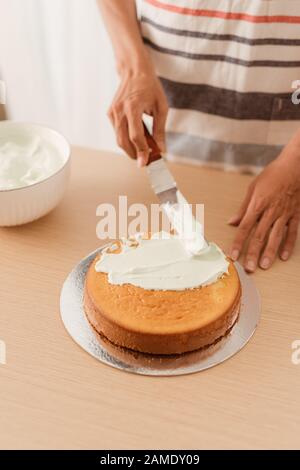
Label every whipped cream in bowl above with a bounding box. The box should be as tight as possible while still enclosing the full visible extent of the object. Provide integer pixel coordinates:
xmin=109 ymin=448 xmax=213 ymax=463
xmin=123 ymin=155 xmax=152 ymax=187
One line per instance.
xmin=0 ymin=135 xmax=64 ymax=190
xmin=0 ymin=121 xmax=70 ymax=226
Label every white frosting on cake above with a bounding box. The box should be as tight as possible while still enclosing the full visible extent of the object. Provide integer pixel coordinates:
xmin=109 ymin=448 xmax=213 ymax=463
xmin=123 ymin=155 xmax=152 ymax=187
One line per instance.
xmin=95 ymin=232 xmax=229 ymax=291
xmin=162 ymin=190 xmax=208 ymax=255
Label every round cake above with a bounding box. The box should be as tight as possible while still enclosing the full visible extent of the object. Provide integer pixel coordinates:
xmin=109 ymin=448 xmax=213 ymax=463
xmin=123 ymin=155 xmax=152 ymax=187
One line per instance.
xmin=84 ymin=234 xmax=241 ymax=355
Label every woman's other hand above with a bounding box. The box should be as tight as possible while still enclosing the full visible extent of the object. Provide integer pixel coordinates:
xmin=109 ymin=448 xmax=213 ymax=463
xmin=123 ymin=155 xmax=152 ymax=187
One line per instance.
xmin=229 ymin=133 xmax=300 ymax=272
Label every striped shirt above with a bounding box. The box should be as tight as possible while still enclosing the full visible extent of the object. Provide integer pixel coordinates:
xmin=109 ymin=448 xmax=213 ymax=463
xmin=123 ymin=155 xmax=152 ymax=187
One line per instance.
xmin=140 ymin=0 xmax=300 ymax=173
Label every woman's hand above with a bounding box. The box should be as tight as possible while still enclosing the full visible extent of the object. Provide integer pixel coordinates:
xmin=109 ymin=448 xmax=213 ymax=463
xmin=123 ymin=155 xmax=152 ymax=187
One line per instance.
xmin=229 ymin=135 xmax=300 ymax=272
xmin=98 ymin=0 xmax=168 ymax=166
xmin=108 ymin=66 xmax=168 ymax=167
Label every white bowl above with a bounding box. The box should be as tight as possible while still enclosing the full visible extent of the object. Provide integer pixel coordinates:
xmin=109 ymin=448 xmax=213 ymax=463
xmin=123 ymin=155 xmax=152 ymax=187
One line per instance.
xmin=0 ymin=122 xmax=71 ymax=226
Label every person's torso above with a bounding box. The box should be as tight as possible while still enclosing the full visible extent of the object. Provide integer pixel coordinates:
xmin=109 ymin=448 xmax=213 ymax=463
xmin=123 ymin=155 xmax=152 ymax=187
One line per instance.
xmin=141 ymin=0 xmax=300 ymax=173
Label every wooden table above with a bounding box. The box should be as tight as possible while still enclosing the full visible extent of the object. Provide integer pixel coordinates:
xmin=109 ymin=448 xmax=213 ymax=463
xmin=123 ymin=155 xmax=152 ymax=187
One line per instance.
xmin=0 ymin=147 xmax=299 ymax=450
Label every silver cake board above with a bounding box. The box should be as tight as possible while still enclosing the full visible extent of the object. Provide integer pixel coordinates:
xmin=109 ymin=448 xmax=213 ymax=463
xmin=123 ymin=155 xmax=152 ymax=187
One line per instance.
xmin=60 ymin=247 xmax=260 ymax=376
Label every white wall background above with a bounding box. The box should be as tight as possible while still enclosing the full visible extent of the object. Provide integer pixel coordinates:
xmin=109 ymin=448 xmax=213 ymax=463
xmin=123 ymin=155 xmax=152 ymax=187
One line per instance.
xmin=0 ymin=0 xmax=122 ymax=151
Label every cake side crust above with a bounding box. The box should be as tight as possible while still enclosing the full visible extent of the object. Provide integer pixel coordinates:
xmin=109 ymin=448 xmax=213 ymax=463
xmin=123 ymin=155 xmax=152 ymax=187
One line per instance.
xmin=84 ymin=256 xmax=242 ymax=355
xmin=84 ymin=287 xmax=241 ymax=354
xmin=86 ymin=256 xmax=241 ymax=334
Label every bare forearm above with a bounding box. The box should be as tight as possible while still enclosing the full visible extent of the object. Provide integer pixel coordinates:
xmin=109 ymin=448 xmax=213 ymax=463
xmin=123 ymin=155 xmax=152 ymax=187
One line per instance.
xmin=97 ymin=0 xmax=151 ymax=76
xmin=97 ymin=0 xmax=168 ymax=165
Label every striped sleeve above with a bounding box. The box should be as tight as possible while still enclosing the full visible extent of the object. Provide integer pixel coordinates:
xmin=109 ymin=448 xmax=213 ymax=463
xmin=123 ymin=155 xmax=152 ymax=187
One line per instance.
xmin=140 ymin=0 xmax=300 ymax=173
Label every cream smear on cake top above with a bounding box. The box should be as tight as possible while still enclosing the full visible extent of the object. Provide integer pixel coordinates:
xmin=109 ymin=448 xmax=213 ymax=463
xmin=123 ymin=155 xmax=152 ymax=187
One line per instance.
xmin=95 ymin=232 xmax=229 ymax=291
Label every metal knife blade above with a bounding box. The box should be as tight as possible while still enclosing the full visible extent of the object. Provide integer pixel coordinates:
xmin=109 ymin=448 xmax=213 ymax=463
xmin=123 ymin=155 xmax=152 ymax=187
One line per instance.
xmin=146 ymin=158 xmax=179 ymax=205
xmin=143 ymin=123 xmax=208 ymax=249
xmin=143 ymin=124 xmax=179 ymax=206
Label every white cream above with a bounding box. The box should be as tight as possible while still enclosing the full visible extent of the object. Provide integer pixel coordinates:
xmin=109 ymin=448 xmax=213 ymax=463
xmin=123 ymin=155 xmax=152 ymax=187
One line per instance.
xmin=163 ymin=190 xmax=208 ymax=256
xmin=95 ymin=232 xmax=229 ymax=291
xmin=0 ymin=136 xmax=64 ymax=190
xmin=147 ymin=159 xmax=207 ymax=255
